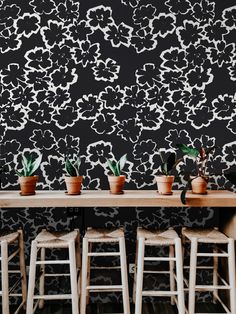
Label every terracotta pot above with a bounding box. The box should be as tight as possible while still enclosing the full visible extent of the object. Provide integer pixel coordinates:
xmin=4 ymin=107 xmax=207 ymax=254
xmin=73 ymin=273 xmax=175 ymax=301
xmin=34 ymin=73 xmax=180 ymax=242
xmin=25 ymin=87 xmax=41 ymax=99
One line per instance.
xmin=155 ymin=175 xmax=174 ymax=195
xmin=65 ymin=176 xmax=83 ymax=195
xmin=191 ymin=176 xmax=208 ymax=194
xmin=19 ymin=175 xmax=38 ymax=196
xmin=108 ymin=175 xmax=126 ymax=194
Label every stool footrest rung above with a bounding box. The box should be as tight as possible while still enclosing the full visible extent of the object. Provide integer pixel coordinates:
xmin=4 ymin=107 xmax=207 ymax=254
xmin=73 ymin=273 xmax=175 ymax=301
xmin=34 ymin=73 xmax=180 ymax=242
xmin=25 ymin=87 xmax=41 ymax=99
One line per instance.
xmin=9 ymin=276 xmax=23 ymax=294
xmin=143 ymin=270 xmax=171 ymax=274
xmin=86 ymin=285 xmax=122 ymax=292
xmin=44 ymin=273 xmax=71 ymax=277
xmin=8 ymin=249 xmax=20 ymax=262
xmin=183 ymin=266 xmax=213 ymax=269
xmin=87 ymin=252 xmax=120 ymax=257
xmin=36 ymin=260 xmax=70 ymax=265
xmin=33 ymin=294 xmax=72 ymax=300
xmin=0 ymin=270 xmax=21 ymax=274
xmin=195 ymin=285 xmax=230 ymax=290
xmin=0 ymin=292 xmax=22 ymax=297
xmin=142 ymin=291 xmax=178 ymax=297
xmin=144 ymin=257 xmax=176 ymax=261
xmin=197 ymin=253 xmax=228 ymax=257
xmin=90 ymin=266 xmax=121 ymax=269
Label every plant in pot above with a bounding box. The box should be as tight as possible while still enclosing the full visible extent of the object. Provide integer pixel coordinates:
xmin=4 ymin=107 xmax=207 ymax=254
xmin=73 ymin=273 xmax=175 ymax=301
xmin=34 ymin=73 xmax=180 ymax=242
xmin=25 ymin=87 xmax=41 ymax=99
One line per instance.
xmin=177 ymin=143 xmax=217 ymax=204
xmin=15 ymin=153 xmax=42 ymax=196
xmin=155 ymin=151 xmax=181 ymax=195
xmin=64 ymin=156 xmax=83 ymax=195
xmin=106 ymin=154 xmax=127 ymax=194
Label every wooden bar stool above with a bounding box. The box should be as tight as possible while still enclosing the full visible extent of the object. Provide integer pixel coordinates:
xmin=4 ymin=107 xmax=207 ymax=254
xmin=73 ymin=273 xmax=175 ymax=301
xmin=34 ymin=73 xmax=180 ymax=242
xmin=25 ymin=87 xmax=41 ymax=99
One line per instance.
xmin=0 ymin=230 xmax=27 ymax=314
xmin=133 ymin=227 xmax=185 ymax=314
xmin=26 ymin=229 xmax=81 ymax=314
xmin=182 ymin=227 xmax=236 ymax=314
xmin=80 ymin=227 xmax=130 ymax=314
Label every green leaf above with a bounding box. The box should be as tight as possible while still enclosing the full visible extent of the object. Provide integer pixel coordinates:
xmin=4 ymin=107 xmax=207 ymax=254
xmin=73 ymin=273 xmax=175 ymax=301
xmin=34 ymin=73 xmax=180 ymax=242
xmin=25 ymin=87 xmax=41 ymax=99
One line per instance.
xmin=115 ymin=162 xmax=120 ymax=176
xmin=159 ymin=151 xmax=165 ymax=164
xmin=161 ymin=163 xmax=168 ymax=175
xmin=107 ymin=159 xmax=117 ymax=176
xmin=119 ymin=154 xmax=127 ymax=171
xmin=225 ymin=172 xmax=236 ymax=186
xmin=180 ymin=189 xmax=187 ymax=205
xmin=15 ymin=169 xmax=23 ymax=177
xmin=73 ymin=158 xmax=81 ymax=176
xmin=176 ymin=144 xmax=199 ymax=158
xmin=180 ymin=178 xmax=192 ymax=205
xmin=65 ymin=158 xmax=77 ymax=176
xmin=28 ymin=154 xmax=42 ymax=176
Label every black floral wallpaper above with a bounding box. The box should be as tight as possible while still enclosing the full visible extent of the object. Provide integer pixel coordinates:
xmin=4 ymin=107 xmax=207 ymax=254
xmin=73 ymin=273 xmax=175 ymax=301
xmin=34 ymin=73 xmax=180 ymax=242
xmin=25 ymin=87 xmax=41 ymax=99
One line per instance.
xmin=0 ymin=0 xmax=236 ymax=304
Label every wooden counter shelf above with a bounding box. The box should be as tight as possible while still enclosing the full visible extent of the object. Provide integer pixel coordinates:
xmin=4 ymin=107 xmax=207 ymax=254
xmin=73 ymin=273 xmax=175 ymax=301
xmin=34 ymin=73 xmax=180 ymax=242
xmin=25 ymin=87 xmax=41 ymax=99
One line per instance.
xmin=0 ymin=190 xmax=236 ymax=208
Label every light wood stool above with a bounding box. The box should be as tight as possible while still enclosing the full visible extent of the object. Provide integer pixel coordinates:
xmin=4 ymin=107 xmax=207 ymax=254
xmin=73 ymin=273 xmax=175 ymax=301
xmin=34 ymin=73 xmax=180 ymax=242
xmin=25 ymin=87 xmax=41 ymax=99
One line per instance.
xmin=182 ymin=227 xmax=236 ymax=314
xmin=80 ymin=227 xmax=130 ymax=314
xmin=133 ymin=227 xmax=185 ymax=314
xmin=0 ymin=230 xmax=27 ymax=314
xmin=26 ymin=229 xmax=81 ymax=314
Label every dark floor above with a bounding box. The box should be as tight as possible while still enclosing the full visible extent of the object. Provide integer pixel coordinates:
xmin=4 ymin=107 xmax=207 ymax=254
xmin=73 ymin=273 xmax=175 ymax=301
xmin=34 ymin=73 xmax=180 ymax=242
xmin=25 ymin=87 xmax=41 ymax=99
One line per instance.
xmin=6 ymin=302 xmax=223 ymax=314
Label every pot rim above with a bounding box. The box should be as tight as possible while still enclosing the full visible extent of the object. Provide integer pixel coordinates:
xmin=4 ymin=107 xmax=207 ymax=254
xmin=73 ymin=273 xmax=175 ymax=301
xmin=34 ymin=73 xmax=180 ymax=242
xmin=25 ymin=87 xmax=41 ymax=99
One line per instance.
xmin=155 ymin=175 xmax=175 ymax=178
xmin=64 ymin=175 xmax=83 ymax=178
xmin=107 ymin=174 xmax=126 ymax=178
xmin=19 ymin=175 xmax=38 ymax=180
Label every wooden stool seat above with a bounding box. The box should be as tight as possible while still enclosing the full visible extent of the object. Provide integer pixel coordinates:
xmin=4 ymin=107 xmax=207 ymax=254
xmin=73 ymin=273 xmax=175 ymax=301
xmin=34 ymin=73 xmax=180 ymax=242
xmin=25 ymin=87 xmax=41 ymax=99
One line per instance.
xmin=0 ymin=230 xmax=27 ymax=314
xmin=26 ymin=229 xmax=81 ymax=314
xmin=182 ymin=228 xmax=229 ymax=243
xmin=35 ymin=230 xmax=79 ymax=247
xmin=80 ymin=227 xmax=130 ymax=314
xmin=182 ymin=227 xmax=236 ymax=314
xmin=137 ymin=228 xmax=179 ymax=245
xmin=0 ymin=231 xmax=20 ymax=244
xmin=85 ymin=227 xmax=124 ymax=242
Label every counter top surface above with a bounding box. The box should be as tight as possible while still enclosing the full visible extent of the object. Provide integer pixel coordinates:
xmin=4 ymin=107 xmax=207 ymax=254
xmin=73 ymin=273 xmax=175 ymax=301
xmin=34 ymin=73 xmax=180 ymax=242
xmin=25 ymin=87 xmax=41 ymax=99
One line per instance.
xmin=0 ymin=190 xmax=235 ymax=208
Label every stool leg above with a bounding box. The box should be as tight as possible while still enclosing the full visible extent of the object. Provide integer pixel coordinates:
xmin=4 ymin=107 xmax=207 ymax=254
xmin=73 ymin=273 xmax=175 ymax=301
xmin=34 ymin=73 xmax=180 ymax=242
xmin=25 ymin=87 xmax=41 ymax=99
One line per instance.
xmin=80 ymin=237 xmax=89 ymax=314
xmin=38 ymin=247 xmax=45 ymax=309
xmin=188 ymin=237 xmax=198 ymax=314
xmin=228 ymin=239 xmax=236 ymax=314
xmin=213 ymin=244 xmax=218 ymax=304
xmin=1 ymin=240 xmax=9 ymax=314
xmin=75 ymin=231 xmax=81 ymax=296
xmin=26 ymin=240 xmax=38 ymax=314
xmin=18 ymin=230 xmax=27 ymax=309
xmin=86 ymin=242 xmax=92 ymax=305
xmin=75 ymin=231 xmax=81 ymax=270
xmin=119 ymin=237 xmax=130 ymax=314
xmin=69 ymin=240 xmax=79 ymax=314
xmin=135 ymin=237 xmax=145 ymax=314
xmin=169 ymin=244 xmax=175 ymax=305
xmin=132 ymin=239 xmax=138 ymax=303
xmin=175 ymin=238 xmax=185 ymax=314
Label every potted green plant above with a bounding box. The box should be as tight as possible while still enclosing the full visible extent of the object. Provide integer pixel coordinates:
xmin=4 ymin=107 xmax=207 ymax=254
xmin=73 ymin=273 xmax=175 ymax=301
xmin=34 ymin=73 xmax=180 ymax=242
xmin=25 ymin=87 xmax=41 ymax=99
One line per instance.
xmin=16 ymin=153 xmax=42 ymax=195
xmin=155 ymin=151 xmax=181 ymax=195
xmin=64 ymin=156 xmax=83 ymax=195
xmin=177 ymin=143 xmax=217 ymax=204
xmin=106 ymin=154 xmax=127 ymax=194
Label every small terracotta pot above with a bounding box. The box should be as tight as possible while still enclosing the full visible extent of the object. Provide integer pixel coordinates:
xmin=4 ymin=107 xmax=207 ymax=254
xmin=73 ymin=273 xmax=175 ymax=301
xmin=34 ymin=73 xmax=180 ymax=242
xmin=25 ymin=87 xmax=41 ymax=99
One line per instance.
xmin=19 ymin=175 xmax=38 ymax=196
xmin=191 ymin=176 xmax=208 ymax=194
xmin=65 ymin=176 xmax=83 ymax=195
xmin=155 ymin=175 xmax=175 ymax=195
xmin=108 ymin=175 xmax=126 ymax=194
